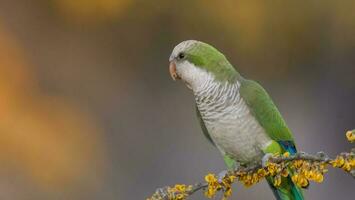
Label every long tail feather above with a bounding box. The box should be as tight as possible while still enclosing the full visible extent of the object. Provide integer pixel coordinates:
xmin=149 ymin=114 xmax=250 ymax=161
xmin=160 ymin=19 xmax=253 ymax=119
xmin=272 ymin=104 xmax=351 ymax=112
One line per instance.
xmin=266 ymin=176 xmax=304 ymax=200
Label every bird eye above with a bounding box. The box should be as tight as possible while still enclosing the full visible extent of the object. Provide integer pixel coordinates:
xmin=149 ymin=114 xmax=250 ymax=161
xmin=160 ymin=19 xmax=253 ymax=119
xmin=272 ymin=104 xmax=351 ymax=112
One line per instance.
xmin=177 ymin=52 xmax=185 ymax=60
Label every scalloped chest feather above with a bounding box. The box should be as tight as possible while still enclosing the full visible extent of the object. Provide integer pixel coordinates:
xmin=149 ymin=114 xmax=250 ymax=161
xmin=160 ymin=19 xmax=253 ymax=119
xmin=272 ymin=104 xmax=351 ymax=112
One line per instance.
xmin=195 ymin=81 xmax=272 ymax=164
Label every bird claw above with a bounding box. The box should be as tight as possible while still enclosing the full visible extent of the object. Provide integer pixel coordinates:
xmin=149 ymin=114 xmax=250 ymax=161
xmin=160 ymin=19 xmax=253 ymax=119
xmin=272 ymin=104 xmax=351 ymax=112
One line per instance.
xmin=262 ymin=153 xmax=274 ymax=167
xmin=218 ymin=170 xmax=228 ymax=183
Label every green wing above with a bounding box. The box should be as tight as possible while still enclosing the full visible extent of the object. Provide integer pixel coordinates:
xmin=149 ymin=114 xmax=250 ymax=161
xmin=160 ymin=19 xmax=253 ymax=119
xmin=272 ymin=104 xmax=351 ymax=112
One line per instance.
xmin=196 ymin=105 xmax=215 ymax=146
xmin=240 ymin=79 xmax=296 ymax=151
xmin=241 ymin=80 xmax=305 ymax=198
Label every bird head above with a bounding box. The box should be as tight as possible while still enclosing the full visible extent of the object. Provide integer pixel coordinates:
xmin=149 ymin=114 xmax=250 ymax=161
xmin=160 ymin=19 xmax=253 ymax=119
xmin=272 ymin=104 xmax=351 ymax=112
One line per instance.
xmin=169 ymin=40 xmax=238 ymax=90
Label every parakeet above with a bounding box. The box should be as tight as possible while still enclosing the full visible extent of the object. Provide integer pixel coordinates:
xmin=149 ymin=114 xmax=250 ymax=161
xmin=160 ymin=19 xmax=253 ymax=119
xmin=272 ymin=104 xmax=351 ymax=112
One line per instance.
xmin=169 ymin=40 xmax=304 ymax=200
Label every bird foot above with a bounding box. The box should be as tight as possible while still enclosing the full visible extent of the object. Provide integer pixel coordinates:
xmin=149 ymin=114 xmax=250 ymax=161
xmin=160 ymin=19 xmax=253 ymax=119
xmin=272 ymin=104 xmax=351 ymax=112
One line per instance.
xmin=262 ymin=153 xmax=274 ymax=168
xmin=217 ymin=170 xmax=228 ymax=183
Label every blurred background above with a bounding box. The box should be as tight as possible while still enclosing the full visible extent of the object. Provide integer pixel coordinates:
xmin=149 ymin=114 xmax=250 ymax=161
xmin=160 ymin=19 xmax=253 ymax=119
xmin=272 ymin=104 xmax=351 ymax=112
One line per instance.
xmin=0 ymin=0 xmax=354 ymax=199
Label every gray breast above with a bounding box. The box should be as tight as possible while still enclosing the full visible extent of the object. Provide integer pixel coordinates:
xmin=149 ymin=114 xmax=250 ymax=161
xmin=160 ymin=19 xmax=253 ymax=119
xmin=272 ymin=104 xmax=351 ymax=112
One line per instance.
xmin=195 ymin=82 xmax=271 ymax=163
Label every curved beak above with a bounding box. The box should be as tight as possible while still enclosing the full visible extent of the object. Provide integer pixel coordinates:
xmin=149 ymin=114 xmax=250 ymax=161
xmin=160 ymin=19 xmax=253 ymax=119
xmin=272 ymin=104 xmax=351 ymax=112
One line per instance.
xmin=169 ymin=61 xmax=180 ymax=81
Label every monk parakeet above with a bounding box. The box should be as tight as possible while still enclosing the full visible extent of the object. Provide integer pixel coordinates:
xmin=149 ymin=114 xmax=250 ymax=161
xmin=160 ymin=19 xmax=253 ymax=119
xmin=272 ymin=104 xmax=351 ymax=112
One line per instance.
xmin=169 ymin=40 xmax=304 ymax=200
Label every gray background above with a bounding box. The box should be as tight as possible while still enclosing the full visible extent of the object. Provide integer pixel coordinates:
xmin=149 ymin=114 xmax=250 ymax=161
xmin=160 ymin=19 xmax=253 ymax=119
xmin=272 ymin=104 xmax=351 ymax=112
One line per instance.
xmin=0 ymin=0 xmax=354 ymax=199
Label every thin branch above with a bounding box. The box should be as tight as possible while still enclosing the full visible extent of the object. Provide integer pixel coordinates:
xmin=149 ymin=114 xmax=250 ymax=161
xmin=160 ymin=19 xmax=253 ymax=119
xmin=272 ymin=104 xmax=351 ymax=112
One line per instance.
xmin=147 ymin=131 xmax=355 ymax=200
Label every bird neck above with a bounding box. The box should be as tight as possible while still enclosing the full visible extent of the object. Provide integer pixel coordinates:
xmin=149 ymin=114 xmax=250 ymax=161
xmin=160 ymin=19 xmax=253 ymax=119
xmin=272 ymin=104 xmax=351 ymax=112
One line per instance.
xmin=194 ymin=76 xmax=241 ymax=113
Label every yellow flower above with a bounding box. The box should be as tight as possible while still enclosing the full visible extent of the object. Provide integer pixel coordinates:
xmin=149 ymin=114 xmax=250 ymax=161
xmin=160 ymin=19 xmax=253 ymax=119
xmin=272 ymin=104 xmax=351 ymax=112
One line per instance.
xmin=291 ymin=174 xmax=299 ymax=183
xmin=246 ymin=174 xmax=252 ymax=180
xmin=221 ymin=176 xmax=235 ymax=189
xmin=346 ymin=130 xmax=355 ymax=142
xmin=299 ymin=177 xmax=309 ymax=187
xmin=342 ymin=161 xmax=351 ymax=172
xmin=205 ymin=173 xmax=217 ymax=183
xmin=174 ymin=184 xmax=186 ymax=192
xmin=292 ymin=174 xmax=308 ymax=187
xmin=267 ymin=163 xmax=278 ymax=175
xmin=239 ymin=173 xmax=257 ymax=188
xmin=257 ymin=168 xmax=267 ymax=177
xmin=230 ymin=175 xmax=237 ymax=182
xmin=176 ymin=193 xmax=185 ymax=200
xmin=292 ymin=160 xmax=304 ymax=169
xmin=304 ymin=170 xmax=313 ymax=179
xmin=313 ymin=173 xmax=324 ymax=183
xmin=331 ymin=156 xmax=345 ymax=168
xmin=283 ymin=152 xmax=290 ymax=157
xmin=236 ymin=171 xmax=246 ymax=177
xmin=281 ymin=169 xmax=289 ymax=177
xmin=350 ymin=158 xmax=355 ymax=167
xmin=319 ymin=163 xmax=327 ymax=170
xmin=222 ymin=187 xmax=233 ymax=200
xmin=273 ymin=176 xmax=282 ymax=187
xmin=204 ymin=188 xmax=216 ymax=198
xmin=204 ymin=173 xmax=222 ymax=199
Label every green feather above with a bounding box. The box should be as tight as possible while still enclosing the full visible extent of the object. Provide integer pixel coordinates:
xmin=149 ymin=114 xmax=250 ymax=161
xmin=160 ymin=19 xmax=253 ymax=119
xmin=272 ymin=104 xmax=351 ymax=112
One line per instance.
xmin=183 ymin=42 xmax=240 ymax=82
xmin=267 ymin=176 xmax=304 ymax=200
xmin=239 ymin=79 xmax=295 ymax=144
xmin=239 ymin=79 xmax=304 ymax=200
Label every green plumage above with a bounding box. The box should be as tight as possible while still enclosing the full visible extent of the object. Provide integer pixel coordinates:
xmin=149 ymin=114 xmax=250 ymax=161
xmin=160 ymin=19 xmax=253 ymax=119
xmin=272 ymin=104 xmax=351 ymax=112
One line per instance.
xmin=239 ymin=79 xmax=304 ymax=200
xmin=184 ymin=42 xmax=239 ymax=82
xmin=239 ymin=79 xmax=295 ymax=143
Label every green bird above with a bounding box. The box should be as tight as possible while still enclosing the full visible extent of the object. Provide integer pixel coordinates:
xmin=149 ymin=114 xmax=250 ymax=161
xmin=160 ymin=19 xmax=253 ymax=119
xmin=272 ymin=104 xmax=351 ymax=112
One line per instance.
xmin=169 ymin=40 xmax=304 ymax=200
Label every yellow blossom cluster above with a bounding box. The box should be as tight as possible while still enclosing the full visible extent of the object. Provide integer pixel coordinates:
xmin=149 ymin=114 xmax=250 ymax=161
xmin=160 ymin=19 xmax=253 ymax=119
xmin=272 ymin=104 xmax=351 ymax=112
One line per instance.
xmin=330 ymin=155 xmax=354 ymax=172
xmin=236 ymin=152 xmax=290 ymax=188
xmin=346 ymin=130 xmax=355 ymax=143
xmin=147 ymin=184 xmax=193 ymax=200
xmin=290 ymin=160 xmax=326 ymax=187
xmin=204 ymin=174 xmax=219 ymax=198
xmin=204 ymin=173 xmax=235 ymax=200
